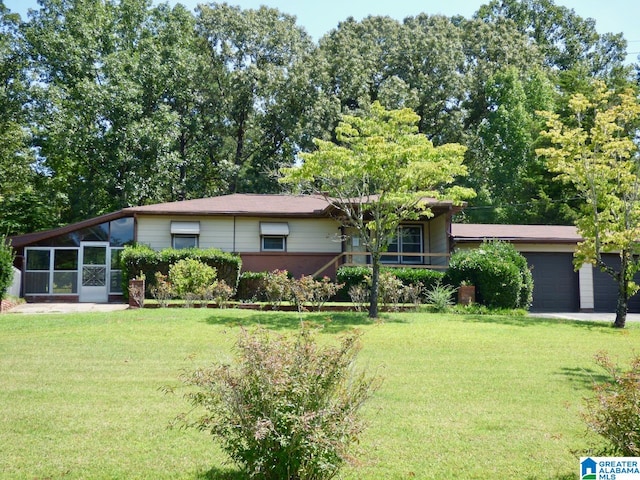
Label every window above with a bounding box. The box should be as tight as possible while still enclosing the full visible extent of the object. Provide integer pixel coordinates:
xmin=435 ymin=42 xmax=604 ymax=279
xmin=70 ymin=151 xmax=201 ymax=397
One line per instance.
xmin=383 ymin=226 xmax=423 ymax=264
xmin=260 ymin=223 xmax=289 ymax=252
xmin=25 ymin=248 xmax=79 ymax=295
xmin=262 ymin=236 xmax=286 ymax=251
xmin=172 ymin=234 xmax=199 ymax=249
xmin=110 ymin=248 xmax=123 ymax=294
xmin=171 ymin=221 xmax=200 ymax=249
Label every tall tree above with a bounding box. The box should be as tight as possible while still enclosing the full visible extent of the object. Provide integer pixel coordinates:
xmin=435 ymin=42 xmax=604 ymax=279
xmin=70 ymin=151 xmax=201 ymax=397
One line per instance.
xmin=195 ymin=3 xmax=317 ymax=193
xmin=537 ymin=81 xmax=640 ymax=328
xmin=475 ymin=0 xmax=628 ymax=79
xmin=280 ymin=102 xmax=474 ymax=318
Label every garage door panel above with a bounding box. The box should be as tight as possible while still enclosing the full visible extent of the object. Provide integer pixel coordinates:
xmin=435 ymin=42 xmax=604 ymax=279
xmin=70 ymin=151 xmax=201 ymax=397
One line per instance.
xmin=593 ymin=254 xmax=640 ymax=313
xmin=524 ymin=253 xmax=579 ymax=312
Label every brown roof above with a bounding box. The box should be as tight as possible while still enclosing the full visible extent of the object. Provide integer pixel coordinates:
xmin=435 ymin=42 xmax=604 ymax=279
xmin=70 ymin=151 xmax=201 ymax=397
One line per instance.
xmin=451 ymin=223 xmax=582 ymax=243
xmin=124 ymin=193 xmax=332 ymax=217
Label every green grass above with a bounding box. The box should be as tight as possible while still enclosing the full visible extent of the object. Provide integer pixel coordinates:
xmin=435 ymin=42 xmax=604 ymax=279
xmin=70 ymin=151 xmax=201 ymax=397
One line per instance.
xmin=0 ymin=309 xmax=637 ymax=479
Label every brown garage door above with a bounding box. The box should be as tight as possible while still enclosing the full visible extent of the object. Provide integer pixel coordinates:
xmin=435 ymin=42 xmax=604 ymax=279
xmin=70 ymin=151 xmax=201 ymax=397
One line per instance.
xmin=523 ymin=252 xmax=580 ymax=312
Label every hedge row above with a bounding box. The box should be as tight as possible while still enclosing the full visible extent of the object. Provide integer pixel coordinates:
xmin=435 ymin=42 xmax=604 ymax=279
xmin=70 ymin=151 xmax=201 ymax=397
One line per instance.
xmin=120 ymin=245 xmax=241 ymax=297
xmin=334 ymin=266 xmax=445 ymax=301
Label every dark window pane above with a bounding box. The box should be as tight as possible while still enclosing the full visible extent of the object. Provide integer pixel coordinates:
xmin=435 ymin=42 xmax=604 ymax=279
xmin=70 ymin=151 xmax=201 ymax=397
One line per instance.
xmin=25 ymin=272 xmax=49 ymax=293
xmin=77 ymin=224 xmax=109 ymax=242
xmin=110 ymin=248 xmax=122 ymax=269
xmin=54 ymin=250 xmax=78 ymax=270
xmin=262 ymin=236 xmax=285 ymax=251
xmin=26 ymin=250 xmax=50 ymax=270
xmin=173 ymin=235 xmax=198 ymax=249
xmin=53 ymin=272 xmax=77 ymax=294
xmin=83 ymin=246 xmax=106 ymax=265
xmin=110 ymin=217 xmax=134 ymax=246
xmin=110 ymin=270 xmax=123 ymax=293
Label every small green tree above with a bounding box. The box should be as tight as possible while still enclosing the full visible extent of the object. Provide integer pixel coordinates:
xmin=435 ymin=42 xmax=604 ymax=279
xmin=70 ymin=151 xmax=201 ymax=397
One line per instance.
xmin=0 ymin=235 xmax=15 ymax=299
xmin=281 ymin=101 xmax=474 ymax=318
xmin=537 ymin=81 xmax=640 ymax=328
xmin=179 ymin=327 xmax=379 ymax=480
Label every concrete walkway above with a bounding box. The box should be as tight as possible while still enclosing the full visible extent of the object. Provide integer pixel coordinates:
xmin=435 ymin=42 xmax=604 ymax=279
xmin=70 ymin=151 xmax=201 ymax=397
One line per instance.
xmin=531 ymin=312 xmax=640 ymax=322
xmin=4 ymin=302 xmax=129 ymax=314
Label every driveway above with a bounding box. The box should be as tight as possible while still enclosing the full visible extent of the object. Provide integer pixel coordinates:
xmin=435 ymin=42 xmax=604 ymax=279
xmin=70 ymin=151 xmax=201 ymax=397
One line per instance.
xmin=531 ymin=312 xmax=640 ymax=322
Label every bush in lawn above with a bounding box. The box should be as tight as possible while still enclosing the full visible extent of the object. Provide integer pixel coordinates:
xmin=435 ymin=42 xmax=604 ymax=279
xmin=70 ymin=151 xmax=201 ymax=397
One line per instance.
xmin=582 ymin=351 xmax=640 ymax=456
xmin=378 ymin=270 xmax=404 ymax=311
xmin=445 ymin=241 xmax=533 ymax=310
xmin=168 ymin=258 xmax=217 ymax=299
xmin=348 ymin=284 xmax=369 ymax=311
xmin=179 ymin=326 xmax=379 ymax=480
xmin=0 ymin=235 xmax=14 ymax=300
xmin=211 ymin=280 xmax=234 ymax=308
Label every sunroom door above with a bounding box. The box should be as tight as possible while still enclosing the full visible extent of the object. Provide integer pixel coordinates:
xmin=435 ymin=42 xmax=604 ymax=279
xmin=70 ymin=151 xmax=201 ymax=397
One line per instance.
xmin=79 ymin=242 xmax=109 ymax=302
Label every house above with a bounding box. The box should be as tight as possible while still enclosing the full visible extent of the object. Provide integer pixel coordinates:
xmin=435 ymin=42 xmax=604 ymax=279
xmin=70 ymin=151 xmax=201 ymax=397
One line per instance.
xmin=8 ymin=193 xmax=461 ymax=303
xmin=451 ymin=223 xmax=640 ymax=313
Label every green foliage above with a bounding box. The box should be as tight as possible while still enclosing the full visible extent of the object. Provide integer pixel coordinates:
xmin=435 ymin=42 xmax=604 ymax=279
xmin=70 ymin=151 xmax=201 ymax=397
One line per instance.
xmin=150 ymin=272 xmax=173 ymax=307
xmin=236 ymin=271 xmax=268 ymax=302
xmin=337 ymin=266 xmax=444 ymax=302
xmin=290 ymin=275 xmax=344 ymax=312
xmin=582 ymin=351 xmax=640 ymax=456
xmin=446 ymin=241 xmax=533 ymax=310
xmin=424 ymin=282 xmax=456 ymax=313
xmin=262 ymin=270 xmax=292 ymax=309
xmin=120 ymin=245 xmax=241 ymax=297
xmin=168 ymin=259 xmax=217 ymax=299
xmin=537 ymin=81 xmax=640 ymax=328
xmin=179 ymin=326 xmax=379 ymax=480
xmin=0 ymin=235 xmax=15 ymax=299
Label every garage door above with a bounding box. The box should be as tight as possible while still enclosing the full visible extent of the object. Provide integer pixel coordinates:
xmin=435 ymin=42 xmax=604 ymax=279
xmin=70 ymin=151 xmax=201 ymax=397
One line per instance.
xmin=593 ymin=254 xmax=640 ymax=312
xmin=523 ymin=253 xmax=579 ymax=312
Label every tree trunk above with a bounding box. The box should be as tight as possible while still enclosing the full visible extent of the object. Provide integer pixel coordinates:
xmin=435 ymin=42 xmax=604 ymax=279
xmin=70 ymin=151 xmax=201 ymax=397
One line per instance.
xmin=614 ymin=259 xmax=629 ymax=328
xmin=368 ymin=254 xmax=380 ymax=319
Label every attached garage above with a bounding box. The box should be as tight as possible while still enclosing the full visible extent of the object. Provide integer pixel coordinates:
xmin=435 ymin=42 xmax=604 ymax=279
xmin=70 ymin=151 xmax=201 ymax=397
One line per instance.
xmin=451 ymin=224 xmax=584 ymax=312
xmin=522 ymin=252 xmax=579 ymax=312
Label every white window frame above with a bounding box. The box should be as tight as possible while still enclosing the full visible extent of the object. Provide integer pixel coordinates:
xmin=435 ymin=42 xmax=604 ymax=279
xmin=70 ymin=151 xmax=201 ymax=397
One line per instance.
xmin=172 ymin=234 xmax=199 ymax=249
xmin=383 ymin=225 xmax=424 ymax=264
xmin=261 ymin=236 xmax=287 ymax=252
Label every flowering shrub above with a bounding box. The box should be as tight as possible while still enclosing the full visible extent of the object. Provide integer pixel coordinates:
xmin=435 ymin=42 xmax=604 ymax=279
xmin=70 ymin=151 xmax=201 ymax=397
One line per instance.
xmin=582 ymin=351 xmax=640 ymax=456
xmin=262 ymin=270 xmax=292 ymax=309
xmin=150 ymin=272 xmax=173 ymax=307
xmin=178 ymin=326 xmax=379 ymax=480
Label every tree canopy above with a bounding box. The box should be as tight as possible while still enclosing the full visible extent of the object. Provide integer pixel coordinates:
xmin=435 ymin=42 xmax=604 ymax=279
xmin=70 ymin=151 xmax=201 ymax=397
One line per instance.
xmin=0 ymin=0 xmax=637 ymax=234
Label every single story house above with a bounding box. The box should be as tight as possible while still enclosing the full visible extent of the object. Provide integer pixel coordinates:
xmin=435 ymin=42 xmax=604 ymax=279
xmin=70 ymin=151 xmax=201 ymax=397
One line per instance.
xmin=8 ymin=193 xmax=460 ymax=304
xmin=451 ymin=223 xmax=640 ymax=313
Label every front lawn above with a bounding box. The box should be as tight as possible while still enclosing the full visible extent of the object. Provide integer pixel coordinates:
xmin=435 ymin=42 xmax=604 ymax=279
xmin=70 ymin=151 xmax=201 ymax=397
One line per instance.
xmin=0 ymin=309 xmax=637 ymax=479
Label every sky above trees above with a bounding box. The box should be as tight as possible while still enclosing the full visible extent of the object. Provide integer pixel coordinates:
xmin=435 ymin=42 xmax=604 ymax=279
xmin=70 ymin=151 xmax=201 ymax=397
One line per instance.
xmin=6 ymin=0 xmax=640 ymax=63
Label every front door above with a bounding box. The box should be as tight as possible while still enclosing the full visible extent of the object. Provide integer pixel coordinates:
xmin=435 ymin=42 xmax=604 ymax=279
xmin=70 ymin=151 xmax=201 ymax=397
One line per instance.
xmin=79 ymin=242 xmax=109 ymax=302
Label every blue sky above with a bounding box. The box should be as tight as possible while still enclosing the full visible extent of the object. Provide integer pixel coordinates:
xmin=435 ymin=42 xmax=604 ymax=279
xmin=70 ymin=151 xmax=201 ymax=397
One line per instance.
xmin=6 ymin=0 xmax=640 ymax=62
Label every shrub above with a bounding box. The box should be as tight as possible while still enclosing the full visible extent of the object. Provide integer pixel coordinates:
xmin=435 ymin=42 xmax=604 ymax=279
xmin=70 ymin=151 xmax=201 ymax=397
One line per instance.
xmin=0 ymin=235 xmax=14 ymax=300
xmin=211 ymin=280 xmax=234 ymax=308
xmin=151 ymin=272 xmax=173 ymax=307
xmin=168 ymin=258 xmax=217 ymax=299
xmin=120 ymin=245 xmax=241 ymax=297
xmin=262 ymin=270 xmax=292 ymax=309
xmin=178 ymin=326 xmax=379 ymax=480
xmin=424 ymin=282 xmax=456 ymax=312
xmin=378 ymin=270 xmax=404 ymax=311
xmin=236 ymin=271 xmax=268 ymax=302
xmin=392 ymin=268 xmax=445 ymax=291
xmin=445 ymin=241 xmax=533 ymax=310
xmin=348 ymin=284 xmax=369 ymax=312
xmin=582 ymin=351 xmax=640 ymax=456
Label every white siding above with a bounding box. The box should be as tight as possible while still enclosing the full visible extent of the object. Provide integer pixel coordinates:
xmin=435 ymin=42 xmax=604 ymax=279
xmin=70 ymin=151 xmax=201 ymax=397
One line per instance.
xmin=136 ymin=215 xmax=342 ymax=253
xmin=428 ymin=215 xmax=448 ymax=266
xmin=579 ymin=263 xmax=595 ymax=310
